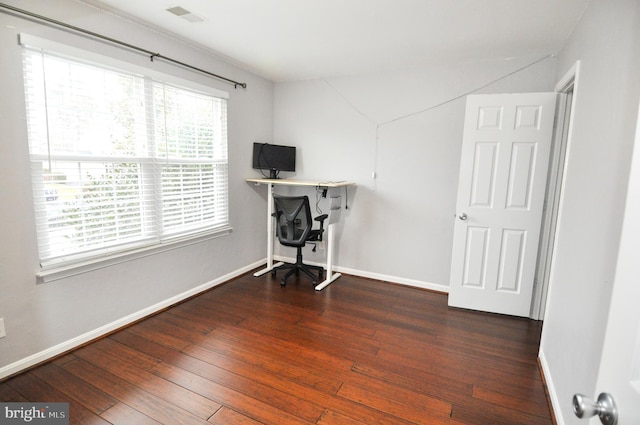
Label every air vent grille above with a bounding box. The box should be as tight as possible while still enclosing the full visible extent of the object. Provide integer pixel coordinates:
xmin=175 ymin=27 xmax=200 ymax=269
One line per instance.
xmin=166 ymin=6 xmax=204 ymax=23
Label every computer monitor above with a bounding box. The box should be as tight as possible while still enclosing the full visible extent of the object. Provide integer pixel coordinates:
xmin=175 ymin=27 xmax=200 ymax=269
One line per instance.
xmin=252 ymin=142 xmax=296 ymax=179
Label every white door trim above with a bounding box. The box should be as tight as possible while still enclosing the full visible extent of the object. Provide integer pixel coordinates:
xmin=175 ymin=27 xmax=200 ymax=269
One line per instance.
xmin=531 ymin=60 xmax=582 ymax=320
xmin=532 ymin=60 xmax=582 ymax=320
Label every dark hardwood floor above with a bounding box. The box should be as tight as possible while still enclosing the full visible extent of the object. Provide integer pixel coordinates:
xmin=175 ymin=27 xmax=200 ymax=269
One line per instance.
xmin=0 ymin=271 xmax=553 ymax=425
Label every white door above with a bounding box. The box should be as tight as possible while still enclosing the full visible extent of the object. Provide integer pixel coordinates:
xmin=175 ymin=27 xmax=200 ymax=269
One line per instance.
xmin=579 ymin=107 xmax=640 ymax=425
xmin=449 ymin=93 xmax=557 ymax=317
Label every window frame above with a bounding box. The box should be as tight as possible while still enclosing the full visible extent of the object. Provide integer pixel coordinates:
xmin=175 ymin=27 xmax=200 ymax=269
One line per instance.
xmin=20 ymin=34 xmax=232 ymax=282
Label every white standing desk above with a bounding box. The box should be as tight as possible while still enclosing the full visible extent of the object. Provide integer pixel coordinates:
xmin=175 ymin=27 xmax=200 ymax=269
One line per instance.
xmin=246 ymin=178 xmax=355 ymax=291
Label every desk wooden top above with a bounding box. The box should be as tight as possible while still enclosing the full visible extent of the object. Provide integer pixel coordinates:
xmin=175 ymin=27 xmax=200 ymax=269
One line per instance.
xmin=246 ymin=178 xmax=355 ymax=188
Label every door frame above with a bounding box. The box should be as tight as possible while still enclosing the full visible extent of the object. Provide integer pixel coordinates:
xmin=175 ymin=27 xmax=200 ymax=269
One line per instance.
xmin=531 ymin=61 xmax=581 ymax=320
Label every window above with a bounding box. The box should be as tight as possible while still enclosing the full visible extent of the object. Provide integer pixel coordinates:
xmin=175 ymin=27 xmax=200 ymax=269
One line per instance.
xmin=22 ymin=38 xmax=229 ymax=269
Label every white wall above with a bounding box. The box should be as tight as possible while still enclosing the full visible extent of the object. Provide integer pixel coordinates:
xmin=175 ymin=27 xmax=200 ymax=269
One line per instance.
xmin=0 ymin=0 xmax=273 ymax=376
xmin=539 ymin=1 xmax=640 ymax=423
xmin=273 ymin=55 xmax=557 ymax=290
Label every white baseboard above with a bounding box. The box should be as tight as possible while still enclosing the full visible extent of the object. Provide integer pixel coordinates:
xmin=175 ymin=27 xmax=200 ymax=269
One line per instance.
xmin=0 ymin=260 xmax=264 ymax=381
xmin=538 ymin=348 xmax=564 ymax=425
xmin=274 ymin=255 xmax=449 ymax=293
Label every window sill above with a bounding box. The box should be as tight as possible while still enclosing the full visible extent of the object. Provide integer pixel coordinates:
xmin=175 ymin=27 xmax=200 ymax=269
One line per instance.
xmin=36 ymin=226 xmax=233 ymax=284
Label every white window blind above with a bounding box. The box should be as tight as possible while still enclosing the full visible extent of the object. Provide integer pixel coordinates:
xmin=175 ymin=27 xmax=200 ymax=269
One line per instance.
xmin=22 ymin=42 xmax=229 ymax=268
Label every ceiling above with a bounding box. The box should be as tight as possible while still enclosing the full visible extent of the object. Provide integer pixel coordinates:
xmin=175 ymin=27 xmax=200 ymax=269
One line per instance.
xmin=88 ymin=0 xmax=590 ymax=82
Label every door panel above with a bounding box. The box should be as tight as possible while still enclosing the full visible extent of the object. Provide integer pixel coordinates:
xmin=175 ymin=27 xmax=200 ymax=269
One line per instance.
xmin=507 ymin=142 xmax=536 ymax=209
xmin=497 ymin=229 xmax=525 ymax=293
xmin=449 ymin=93 xmax=557 ymax=317
xmin=463 ymin=226 xmax=489 ymax=288
xmin=470 ymin=142 xmax=497 ymax=206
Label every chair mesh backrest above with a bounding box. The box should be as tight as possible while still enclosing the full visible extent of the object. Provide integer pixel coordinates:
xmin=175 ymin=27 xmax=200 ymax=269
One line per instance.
xmin=273 ymin=195 xmax=312 ymax=246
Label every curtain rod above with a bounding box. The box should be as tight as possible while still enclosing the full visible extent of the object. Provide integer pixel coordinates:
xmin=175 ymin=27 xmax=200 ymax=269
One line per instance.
xmin=0 ymin=2 xmax=247 ymax=89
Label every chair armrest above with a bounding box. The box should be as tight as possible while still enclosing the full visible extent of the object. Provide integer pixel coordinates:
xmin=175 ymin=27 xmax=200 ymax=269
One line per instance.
xmin=314 ymin=214 xmax=328 ymax=223
xmin=312 ymin=214 xmax=329 ymax=242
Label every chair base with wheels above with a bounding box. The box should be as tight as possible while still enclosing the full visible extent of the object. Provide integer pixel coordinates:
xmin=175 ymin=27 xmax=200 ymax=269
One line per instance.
xmin=271 ymin=247 xmax=324 ymax=286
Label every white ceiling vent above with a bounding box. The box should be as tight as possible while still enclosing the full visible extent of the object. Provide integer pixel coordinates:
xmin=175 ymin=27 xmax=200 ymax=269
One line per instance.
xmin=166 ymin=6 xmax=204 ymax=23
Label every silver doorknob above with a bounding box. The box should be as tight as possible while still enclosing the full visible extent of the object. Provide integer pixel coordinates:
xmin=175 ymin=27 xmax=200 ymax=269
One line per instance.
xmin=458 ymin=213 xmax=468 ymax=221
xmin=573 ymin=393 xmax=618 ymax=425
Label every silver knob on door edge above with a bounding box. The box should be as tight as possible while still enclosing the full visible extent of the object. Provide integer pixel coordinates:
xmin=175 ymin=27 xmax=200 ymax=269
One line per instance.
xmin=572 ymin=393 xmax=618 ymax=425
xmin=458 ymin=213 xmax=467 ymax=221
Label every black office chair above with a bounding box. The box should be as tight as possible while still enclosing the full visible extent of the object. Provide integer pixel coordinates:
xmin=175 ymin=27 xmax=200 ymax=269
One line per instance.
xmin=271 ymin=194 xmax=328 ymax=286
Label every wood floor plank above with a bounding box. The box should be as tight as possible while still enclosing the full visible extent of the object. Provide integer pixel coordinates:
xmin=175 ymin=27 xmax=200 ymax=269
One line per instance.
xmin=450 ymin=397 xmax=553 ymax=425
xmin=374 ymin=344 xmax=544 ymax=399
xmin=204 ymin=323 xmax=357 ymax=373
xmin=183 ymin=343 xmax=343 ymax=394
xmin=51 ymin=353 xmax=79 ymax=367
xmin=150 ymin=362 xmax=315 ymax=425
xmin=73 ymin=344 xmax=222 ymax=420
xmin=350 ymin=361 xmax=474 ymax=405
xmin=180 ymin=344 xmax=418 ymax=425
xmin=168 ymin=296 xmax=246 ymax=327
xmin=301 ymin=309 xmax=379 ymax=338
xmin=472 ymin=385 xmax=551 ymax=417
xmin=6 ymin=372 xmax=111 ymax=425
xmin=236 ymin=315 xmax=381 ymax=358
xmin=91 ymin=336 xmax=163 ymax=371
xmin=0 ymin=381 xmax=29 ymax=402
xmin=62 ymin=358 xmax=211 ymax=425
xmin=126 ymin=314 xmax=208 ymax=350
xmin=338 ymin=381 xmax=452 ymax=424
xmin=374 ymin=322 xmax=541 ymax=376
xmin=202 ymin=289 xmax=312 ymax=325
xmin=109 ymin=328 xmax=185 ymax=364
xmin=149 ymin=351 xmax=325 ymax=423
xmin=207 ymin=406 xmax=268 ymax=425
xmin=29 ymin=363 xmax=117 ymax=415
xmin=317 ymin=410 xmax=368 ymax=425
xmin=1 ymin=272 xmax=553 ymax=425
xmin=152 ymin=308 xmax=218 ymax=335
xmin=100 ymin=402 xmax=164 ymax=425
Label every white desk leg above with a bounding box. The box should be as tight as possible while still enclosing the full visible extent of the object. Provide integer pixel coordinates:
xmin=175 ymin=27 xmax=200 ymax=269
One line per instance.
xmin=254 ymin=182 xmax=283 ymax=276
xmin=315 ymin=222 xmax=342 ymax=291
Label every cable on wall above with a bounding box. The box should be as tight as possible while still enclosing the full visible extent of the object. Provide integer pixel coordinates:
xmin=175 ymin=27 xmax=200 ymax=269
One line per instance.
xmin=0 ymin=2 xmax=248 ymax=89
xmin=378 ymin=54 xmax=552 ymax=127
xmin=323 ymin=54 xmax=553 ymax=191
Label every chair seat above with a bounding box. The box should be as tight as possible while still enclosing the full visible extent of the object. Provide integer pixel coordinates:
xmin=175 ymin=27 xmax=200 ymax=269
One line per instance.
xmin=279 ymin=228 xmax=322 ymax=247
